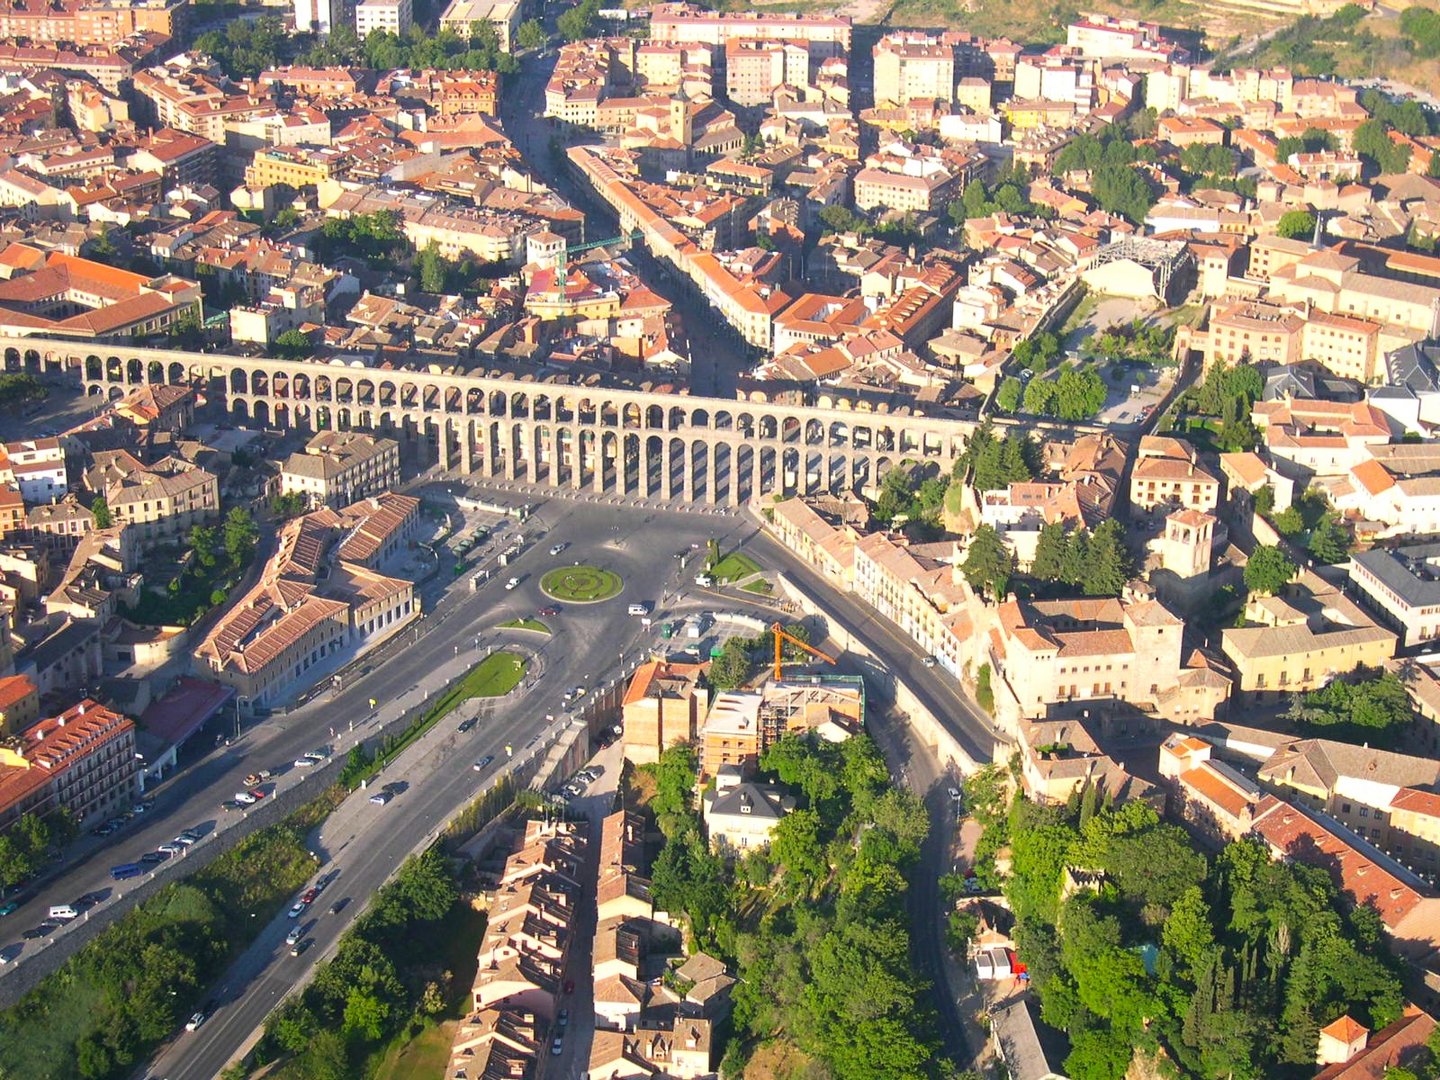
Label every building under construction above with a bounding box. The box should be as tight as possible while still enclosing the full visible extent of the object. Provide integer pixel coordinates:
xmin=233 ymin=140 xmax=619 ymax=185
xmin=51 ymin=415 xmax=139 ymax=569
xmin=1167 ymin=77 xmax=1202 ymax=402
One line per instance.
xmin=700 ymin=675 xmax=866 ymax=777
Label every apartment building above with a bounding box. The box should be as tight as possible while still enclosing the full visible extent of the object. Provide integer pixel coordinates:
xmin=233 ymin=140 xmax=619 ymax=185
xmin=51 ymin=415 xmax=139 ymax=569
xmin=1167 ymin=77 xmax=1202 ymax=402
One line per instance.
xmin=1253 ymin=397 xmax=1391 ymax=477
xmin=852 ymin=531 xmax=973 ymax=677
xmin=0 ymin=700 xmax=137 ymax=829
xmin=280 ymin=431 xmax=400 ymax=510
xmin=990 ymin=590 xmax=1229 ymax=723
xmin=1333 ymin=444 xmax=1440 ymax=538
xmin=355 ymin=0 xmax=412 ymax=35
xmin=649 ymin=2 xmax=852 ymax=56
xmin=1350 ymin=543 xmax=1440 ymax=649
xmin=1066 ymin=15 xmax=1181 ymax=61
xmin=725 ymin=40 xmax=809 ymax=107
xmin=769 ymin=498 xmax=857 ymax=585
xmin=873 ymin=34 xmax=955 ymax=108
xmin=194 ymin=508 xmax=419 ymax=706
xmin=1266 ymin=247 xmax=1440 ymax=340
xmin=854 ymin=167 xmax=955 ymax=213
xmin=1221 ymin=572 xmax=1396 ymax=701
xmin=438 ymin=0 xmax=522 ymax=50
xmin=83 ymin=451 xmax=218 ymax=546
xmin=447 ymin=819 xmax=590 ymax=1079
xmin=243 ymin=146 xmax=350 ymax=192
xmin=26 ymin=496 xmax=95 ymax=556
xmin=0 ymin=0 xmax=182 ymax=47
xmin=1 ymin=439 xmax=66 ymax=505
xmin=1252 ymin=795 xmax=1440 ymax=960
xmin=0 ymin=676 xmax=38 ymax=738
xmin=1205 ymin=299 xmax=1391 ymax=384
xmin=1159 ymin=734 xmax=1266 ymax=846
xmin=1016 ymin=716 xmax=1156 ymax=805
xmin=621 ymin=660 xmax=709 ymax=766
xmin=1129 ymin=436 xmax=1221 ymax=513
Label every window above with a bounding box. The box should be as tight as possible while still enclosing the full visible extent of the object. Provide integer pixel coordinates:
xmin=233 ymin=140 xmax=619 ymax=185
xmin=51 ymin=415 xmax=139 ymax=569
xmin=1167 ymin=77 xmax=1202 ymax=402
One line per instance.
xmin=1360 ymin=806 xmax=1370 ymax=818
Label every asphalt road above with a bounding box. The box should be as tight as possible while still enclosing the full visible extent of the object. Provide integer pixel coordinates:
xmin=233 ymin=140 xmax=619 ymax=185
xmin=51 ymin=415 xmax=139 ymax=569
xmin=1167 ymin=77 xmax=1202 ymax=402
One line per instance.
xmin=741 ymin=528 xmax=997 ymax=762
xmin=133 ymin=500 xmax=755 ymax=1079
xmin=499 ymin=51 xmax=752 ymax=397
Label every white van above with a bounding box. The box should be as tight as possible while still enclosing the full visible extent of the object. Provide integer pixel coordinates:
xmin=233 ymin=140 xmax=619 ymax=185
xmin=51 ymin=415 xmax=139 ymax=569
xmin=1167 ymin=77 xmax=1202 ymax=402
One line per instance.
xmin=48 ymin=905 xmax=77 ymax=921
xmin=627 ymin=602 xmax=649 ymax=616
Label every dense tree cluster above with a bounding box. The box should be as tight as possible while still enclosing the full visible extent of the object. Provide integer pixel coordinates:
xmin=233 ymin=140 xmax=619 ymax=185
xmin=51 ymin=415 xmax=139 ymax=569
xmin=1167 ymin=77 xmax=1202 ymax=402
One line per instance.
xmin=703 ymin=623 xmax=812 ymax=692
xmin=1287 ymin=668 xmax=1414 ymax=747
xmin=1270 ymin=488 xmax=1354 ymax=565
xmin=1242 ymin=5 xmax=1371 ymax=76
xmin=872 ymin=465 xmax=948 ymax=526
xmin=954 ymin=424 xmax=1040 ymax=492
xmin=558 ymin=0 xmax=602 ymax=41
xmin=315 ymin=210 xmax=406 ymax=266
xmin=1030 ymin=520 xmax=1133 ymax=597
xmin=194 ymin=17 xmax=294 ymax=79
xmin=0 ymin=810 xmax=76 ymax=889
xmin=258 ymin=850 xmax=459 ymax=1077
xmin=1084 ymin=320 xmax=1174 ymax=366
xmin=0 ymin=812 xmax=320 ymax=1078
xmin=990 ymin=789 xmax=1404 ymax=1079
xmin=949 ymin=168 xmax=1041 ymax=223
xmin=649 ymin=735 xmax=940 ymax=1079
xmin=1186 ymin=358 xmax=1263 ymax=452
xmin=362 ymin=22 xmax=517 ymax=72
xmin=0 ymin=373 xmax=45 ymax=409
xmin=1022 ymin=367 xmax=1108 ymax=421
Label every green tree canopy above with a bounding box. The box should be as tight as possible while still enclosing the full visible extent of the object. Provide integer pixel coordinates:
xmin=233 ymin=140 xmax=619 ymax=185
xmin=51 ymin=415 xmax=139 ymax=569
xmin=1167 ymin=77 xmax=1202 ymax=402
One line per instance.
xmin=1243 ymin=544 xmax=1296 ymax=595
xmin=1276 ymin=209 xmax=1318 ymax=239
xmin=961 ymin=524 xmax=1013 ymax=602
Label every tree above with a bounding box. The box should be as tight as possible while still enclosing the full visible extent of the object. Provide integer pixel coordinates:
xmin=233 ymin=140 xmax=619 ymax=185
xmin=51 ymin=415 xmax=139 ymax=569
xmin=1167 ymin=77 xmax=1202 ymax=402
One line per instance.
xmin=1082 ymin=520 xmax=1131 ymax=596
xmin=708 ymin=637 xmax=755 ymax=691
xmin=270 ymin=492 xmax=307 ymax=519
xmin=1354 ymin=118 xmax=1412 ymax=174
xmin=817 ymin=204 xmax=866 ymax=235
xmin=962 ymin=525 xmax=1013 ymax=602
xmin=1023 ymin=377 xmax=1059 ymax=416
xmin=996 ymin=376 xmax=1023 ymax=414
xmin=416 ymin=242 xmax=448 ymax=294
xmin=1294 ymin=670 xmax=1413 ymax=746
xmin=1055 ymin=368 xmax=1107 ymax=421
xmin=91 ymin=496 xmax=112 ymax=529
xmin=1243 ymin=544 xmax=1296 ymax=595
xmin=649 ymin=743 xmax=697 ymax=822
xmin=557 ymin=0 xmax=599 ymax=40
xmin=223 ymin=507 xmax=259 ymax=568
xmin=273 ymin=328 xmax=313 ymax=360
xmin=1092 ymin=162 xmax=1157 ymax=224
xmin=1032 ymin=522 xmax=1070 ymax=583
xmin=770 ymin=808 xmax=827 ymax=894
xmin=1276 ymin=210 xmax=1317 ymax=240
xmin=1308 ymin=512 xmax=1352 ymax=564
xmin=516 ymin=18 xmax=546 ymax=49
xmin=342 ymin=987 xmax=388 ymax=1040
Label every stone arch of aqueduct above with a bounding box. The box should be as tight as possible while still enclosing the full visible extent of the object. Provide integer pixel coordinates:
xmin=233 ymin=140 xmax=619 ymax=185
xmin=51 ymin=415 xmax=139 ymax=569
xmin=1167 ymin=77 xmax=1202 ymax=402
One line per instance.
xmin=1 ymin=337 xmax=979 ymax=505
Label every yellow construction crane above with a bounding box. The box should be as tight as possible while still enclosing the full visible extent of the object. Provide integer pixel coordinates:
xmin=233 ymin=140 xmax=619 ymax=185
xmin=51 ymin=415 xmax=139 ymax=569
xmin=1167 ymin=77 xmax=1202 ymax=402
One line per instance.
xmin=771 ymin=621 xmax=837 ymax=682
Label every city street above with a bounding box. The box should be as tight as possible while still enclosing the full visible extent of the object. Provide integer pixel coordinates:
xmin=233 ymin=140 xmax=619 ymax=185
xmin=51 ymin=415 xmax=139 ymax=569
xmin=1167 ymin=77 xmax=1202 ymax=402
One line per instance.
xmin=0 ymin=500 xmax=747 ymax=974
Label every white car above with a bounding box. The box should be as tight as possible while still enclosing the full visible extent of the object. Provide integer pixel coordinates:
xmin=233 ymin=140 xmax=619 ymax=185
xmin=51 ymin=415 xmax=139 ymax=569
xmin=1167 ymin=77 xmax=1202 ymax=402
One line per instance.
xmin=158 ymin=842 xmax=183 ymax=855
xmin=234 ymin=792 xmax=257 ymax=806
xmin=173 ymin=834 xmax=197 ymax=847
xmin=185 ymin=1010 xmax=208 ymax=1032
xmin=286 ymin=925 xmax=303 ymax=946
xmin=505 ymin=577 xmax=520 ymax=590
xmin=294 ymin=756 xmax=317 ymax=768
xmin=549 ymin=543 xmax=566 ymax=556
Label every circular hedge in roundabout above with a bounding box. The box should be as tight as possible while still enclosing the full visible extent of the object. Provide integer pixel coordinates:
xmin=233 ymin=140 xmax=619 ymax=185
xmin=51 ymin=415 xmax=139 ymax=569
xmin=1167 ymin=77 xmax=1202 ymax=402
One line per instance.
xmin=540 ymin=565 xmax=624 ymax=603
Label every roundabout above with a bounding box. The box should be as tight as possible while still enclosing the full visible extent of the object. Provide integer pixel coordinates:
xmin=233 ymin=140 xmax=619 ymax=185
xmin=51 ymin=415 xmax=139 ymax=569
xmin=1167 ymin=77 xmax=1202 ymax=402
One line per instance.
xmin=540 ymin=565 xmax=624 ymax=603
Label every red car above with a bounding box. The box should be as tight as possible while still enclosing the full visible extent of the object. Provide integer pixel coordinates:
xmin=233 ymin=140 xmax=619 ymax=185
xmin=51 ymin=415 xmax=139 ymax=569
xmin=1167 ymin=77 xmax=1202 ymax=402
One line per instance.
xmin=301 ymin=888 xmax=319 ymax=905
xmin=538 ymin=605 xmax=560 ymax=616
xmin=249 ymin=787 xmax=267 ymax=800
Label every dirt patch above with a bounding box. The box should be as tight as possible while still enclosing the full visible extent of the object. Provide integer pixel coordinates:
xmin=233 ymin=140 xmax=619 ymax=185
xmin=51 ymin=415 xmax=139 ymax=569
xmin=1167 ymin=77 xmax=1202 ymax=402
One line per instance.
xmin=744 ymin=1038 xmax=820 ymax=1080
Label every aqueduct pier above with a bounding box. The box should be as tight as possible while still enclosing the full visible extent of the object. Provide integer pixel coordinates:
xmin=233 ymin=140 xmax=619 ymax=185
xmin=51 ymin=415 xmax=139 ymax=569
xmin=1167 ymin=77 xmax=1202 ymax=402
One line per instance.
xmin=2 ymin=337 xmax=978 ymax=505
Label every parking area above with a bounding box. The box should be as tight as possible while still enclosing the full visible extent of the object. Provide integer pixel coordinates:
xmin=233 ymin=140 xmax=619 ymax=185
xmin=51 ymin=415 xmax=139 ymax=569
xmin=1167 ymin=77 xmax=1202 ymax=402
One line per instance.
xmin=1094 ymin=361 xmax=1175 ymax=428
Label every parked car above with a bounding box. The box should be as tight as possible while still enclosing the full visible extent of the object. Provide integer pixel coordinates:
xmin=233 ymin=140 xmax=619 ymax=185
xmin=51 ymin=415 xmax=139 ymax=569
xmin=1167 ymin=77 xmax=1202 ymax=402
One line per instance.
xmin=185 ymin=1008 xmax=210 ymax=1032
xmin=294 ymin=756 xmax=317 ymax=768
xmin=287 ymin=901 xmax=306 ymax=919
xmin=286 ymin=925 xmax=303 ymax=946
xmin=0 ymin=902 xmax=18 ymax=917
xmin=243 ymin=772 xmax=271 ymax=786
xmin=369 ymin=790 xmax=393 ymax=806
xmin=234 ymin=792 xmax=257 ymax=806
xmin=551 ymin=1035 xmax=564 ymax=1056
xmin=922 ymin=656 xmax=938 ymax=668
xmin=248 ymin=787 xmax=267 ymax=800
xmin=140 ymin=851 xmax=168 ymax=865
xmin=301 ymin=888 xmax=319 ymax=905
xmin=220 ymin=800 xmax=242 ymax=812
